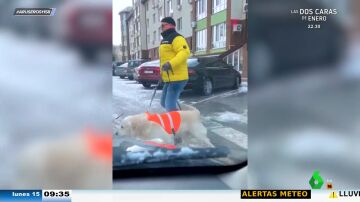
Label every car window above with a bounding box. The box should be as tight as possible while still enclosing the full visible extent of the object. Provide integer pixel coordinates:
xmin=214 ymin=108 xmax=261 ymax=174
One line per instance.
xmin=119 ymin=63 xmax=128 ymax=68
xmin=187 ymin=58 xmax=200 ymax=68
xmin=209 ymin=60 xmax=230 ymax=68
xmin=129 ymin=61 xmax=143 ymax=67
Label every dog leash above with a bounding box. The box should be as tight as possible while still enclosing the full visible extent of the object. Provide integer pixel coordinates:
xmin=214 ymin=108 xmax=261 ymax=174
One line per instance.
xmin=148 ymin=80 xmax=160 ymax=112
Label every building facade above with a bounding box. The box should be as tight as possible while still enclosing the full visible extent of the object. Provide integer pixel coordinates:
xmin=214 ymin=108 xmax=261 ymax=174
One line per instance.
xmin=192 ymin=0 xmax=248 ymax=79
xmin=119 ymin=6 xmax=132 ymax=62
xmin=119 ymin=0 xmax=248 ymax=79
xmin=126 ymin=0 xmax=148 ymax=60
xmin=113 ymin=45 xmax=123 ymax=61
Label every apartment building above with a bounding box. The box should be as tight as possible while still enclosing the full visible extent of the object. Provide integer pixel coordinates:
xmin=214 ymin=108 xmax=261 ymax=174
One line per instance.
xmin=113 ymin=45 xmax=123 ymax=61
xmin=119 ymin=0 xmax=247 ymax=78
xmin=126 ymin=0 xmax=148 ymax=60
xmin=192 ymin=0 xmax=247 ymax=77
xmin=119 ymin=6 xmax=132 ymax=62
xmin=143 ymin=0 xmax=193 ymax=60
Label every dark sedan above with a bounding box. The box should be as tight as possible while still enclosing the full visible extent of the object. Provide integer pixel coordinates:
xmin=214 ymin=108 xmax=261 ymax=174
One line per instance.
xmin=188 ymin=57 xmax=241 ymax=95
xmin=136 ymin=57 xmax=241 ymax=95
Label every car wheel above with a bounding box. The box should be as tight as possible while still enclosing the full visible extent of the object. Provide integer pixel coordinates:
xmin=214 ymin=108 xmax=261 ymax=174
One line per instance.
xmin=120 ymin=76 xmax=125 ymax=79
xmin=142 ymin=83 xmax=151 ymax=88
xmin=128 ymin=76 xmax=134 ymax=80
xmin=202 ymin=78 xmax=213 ymax=96
xmin=232 ymin=76 xmax=241 ymax=89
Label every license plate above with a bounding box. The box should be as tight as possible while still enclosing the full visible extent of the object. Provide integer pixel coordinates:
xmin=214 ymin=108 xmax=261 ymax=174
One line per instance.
xmin=144 ymin=70 xmax=153 ymax=74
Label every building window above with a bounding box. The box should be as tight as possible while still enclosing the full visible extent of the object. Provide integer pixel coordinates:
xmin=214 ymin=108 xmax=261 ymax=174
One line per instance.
xmin=147 ymin=34 xmax=150 ymax=44
xmin=153 ymin=13 xmax=156 ymax=23
xmin=177 ymin=17 xmax=182 ymax=31
xmin=196 ymin=29 xmax=207 ymax=51
xmin=158 ymin=9 xmax=162 ymax=21
xmin=168 ymin=0 xmax=173 ymax=14
xmin=146 ymin=18 xmax=149 ymax=28
xmin=153 ymin=31 xmax=156 ymax=44
xmin=196 ymin=0 xmax=207 ymax=20
xmin=213 ymin=0 xmax=227 ymax=14
xmin=212 ymin=23 xmax=226 ymax=49
xmin=146 ymin=2 xmax=149 ymax=11
xmin=177 ymin=0 xmax=182 ymax=6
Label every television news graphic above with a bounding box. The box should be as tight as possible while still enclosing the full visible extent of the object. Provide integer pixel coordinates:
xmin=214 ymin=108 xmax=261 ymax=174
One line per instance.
xmin=0 ymin=190 xmax=71 ymax=202
xmin=13 ymin=8 xmax=56 ymax=16
xmin=240 ymin=190 xmax=311 ymax=199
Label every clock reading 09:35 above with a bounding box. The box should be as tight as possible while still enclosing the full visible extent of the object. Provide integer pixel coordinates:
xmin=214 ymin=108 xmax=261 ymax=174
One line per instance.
xmin=43 ymin=191 xmax=70 ymax=197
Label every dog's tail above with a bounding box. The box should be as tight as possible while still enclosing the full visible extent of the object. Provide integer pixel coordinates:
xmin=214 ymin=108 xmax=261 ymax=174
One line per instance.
xmin=179 ymin=104 xmax=200 ymax=114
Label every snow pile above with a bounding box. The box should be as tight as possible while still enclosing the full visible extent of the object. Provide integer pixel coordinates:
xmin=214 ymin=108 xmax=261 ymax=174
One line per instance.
xmin=179 ymin=147 xmax=199 ymax=155
xmin=125 ymin=151 xmax=151 ymax=163
xmin=126 ymin=145 xmax=148 ymax=152
xmin=123 ymin=147 xmax=200 ymax=164
xmin=239 ymin=82 xmax=248 ymax=93
xmin=208 ymin=111 xmax=247 ymax=124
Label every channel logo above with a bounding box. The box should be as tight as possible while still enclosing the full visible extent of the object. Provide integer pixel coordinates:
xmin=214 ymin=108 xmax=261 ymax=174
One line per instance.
xmin=309 ymin=170 xmax=324 ymax=189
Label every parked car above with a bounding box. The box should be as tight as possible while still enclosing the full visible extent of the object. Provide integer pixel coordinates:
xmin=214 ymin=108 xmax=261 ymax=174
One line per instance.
xmin=135 ymin=60 xmax=161 ymax=88
xmin=112 ymin=61 xmax=124 ymax=76
xmin=136 ymin=58 xmax=241 ymax=95
xmin=127 ymin=59 xmax=150 ymax=80
xmin=114 ymin=62 xmax=128 ymax=78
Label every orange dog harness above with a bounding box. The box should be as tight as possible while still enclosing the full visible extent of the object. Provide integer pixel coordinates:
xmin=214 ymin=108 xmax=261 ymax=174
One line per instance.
xmin=145 ymin=111 xmax=181 ymax=135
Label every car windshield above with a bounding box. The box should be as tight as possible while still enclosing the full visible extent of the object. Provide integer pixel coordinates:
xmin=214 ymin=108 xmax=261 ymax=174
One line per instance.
xmin=128 ymin=61 xmax=143 ymax=68
xmin=119 ymin=63 xmax=128 ymax=68
xmin=113 ymin=56 xmax=247 ymax=174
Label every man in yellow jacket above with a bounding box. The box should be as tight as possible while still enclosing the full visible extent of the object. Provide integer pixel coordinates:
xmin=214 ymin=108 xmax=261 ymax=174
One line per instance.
xmin=159 ymin=17 xmax=190 ymax=112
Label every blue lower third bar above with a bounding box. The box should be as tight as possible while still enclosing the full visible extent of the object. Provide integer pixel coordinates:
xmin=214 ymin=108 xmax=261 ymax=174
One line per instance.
xmin=0 ymin=190 xmax=42 ymax=202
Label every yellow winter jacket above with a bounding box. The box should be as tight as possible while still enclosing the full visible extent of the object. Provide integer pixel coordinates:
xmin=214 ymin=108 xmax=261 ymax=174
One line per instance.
xmin=159 ymin=29 xmax=190 ymax=82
